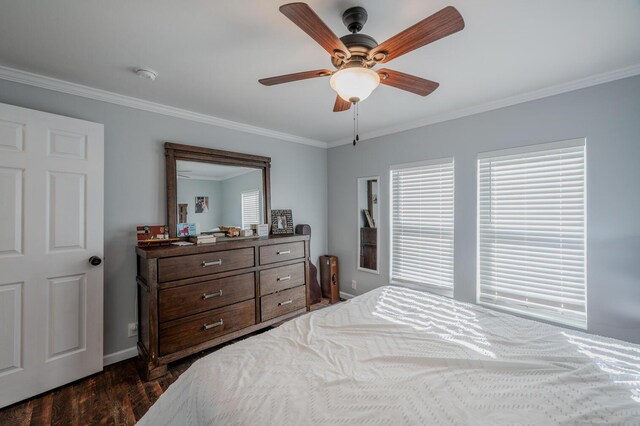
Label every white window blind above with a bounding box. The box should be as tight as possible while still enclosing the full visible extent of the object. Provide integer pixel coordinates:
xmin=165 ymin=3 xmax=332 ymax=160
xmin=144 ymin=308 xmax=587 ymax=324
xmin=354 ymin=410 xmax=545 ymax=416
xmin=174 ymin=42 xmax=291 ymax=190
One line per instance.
xmin=390 ymin=158 xmax=454 ymax=293
xmin=478 ymin=139 xmax=586 ymax=328
xmin=241 ymin=189 xmax=260 ymax=229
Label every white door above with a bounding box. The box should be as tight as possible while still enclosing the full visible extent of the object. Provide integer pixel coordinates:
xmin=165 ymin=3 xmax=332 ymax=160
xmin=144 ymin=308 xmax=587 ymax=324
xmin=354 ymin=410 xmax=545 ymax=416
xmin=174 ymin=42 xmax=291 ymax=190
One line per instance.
xmin=0 ymin=102 xmax=104 ymax=408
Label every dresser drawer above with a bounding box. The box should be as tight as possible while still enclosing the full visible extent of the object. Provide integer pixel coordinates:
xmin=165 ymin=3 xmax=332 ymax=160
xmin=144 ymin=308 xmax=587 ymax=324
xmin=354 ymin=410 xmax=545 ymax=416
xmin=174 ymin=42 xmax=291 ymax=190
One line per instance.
xmin=259 ymin=242 xmax=304 ymax=265
xmin=159 ymin=273 xmax=255 ymax=322
xmin=260 ymin=262 xmax=305 ymax=296
xmin=159 ymin=299 xmax=255 ymax=355
xmin=261 ymin=285 xmax=306 ymax=322
xmin=157 ymin=247 xmax=254 ymax=282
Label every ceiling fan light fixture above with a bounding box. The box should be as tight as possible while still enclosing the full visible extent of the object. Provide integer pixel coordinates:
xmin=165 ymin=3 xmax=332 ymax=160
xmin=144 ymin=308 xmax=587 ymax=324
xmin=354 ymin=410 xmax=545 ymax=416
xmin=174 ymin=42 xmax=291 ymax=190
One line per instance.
xmin=330 ymin=67 xmax=380 ymax=103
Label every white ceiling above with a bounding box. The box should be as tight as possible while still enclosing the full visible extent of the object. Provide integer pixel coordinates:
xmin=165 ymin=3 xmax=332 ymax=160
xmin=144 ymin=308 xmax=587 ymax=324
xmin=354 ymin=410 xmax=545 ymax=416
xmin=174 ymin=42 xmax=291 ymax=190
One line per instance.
xmin=176 ymin=160 xmax=257 ymax=181
xmin=0 ymin=0 xmax=638 ymax=145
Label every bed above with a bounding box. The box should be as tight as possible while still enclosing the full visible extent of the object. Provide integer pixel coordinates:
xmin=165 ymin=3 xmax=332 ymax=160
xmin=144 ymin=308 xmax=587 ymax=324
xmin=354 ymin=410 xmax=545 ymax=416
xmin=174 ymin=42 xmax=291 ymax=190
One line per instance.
xmin=139 ymin=286 xmax=640 ymax=425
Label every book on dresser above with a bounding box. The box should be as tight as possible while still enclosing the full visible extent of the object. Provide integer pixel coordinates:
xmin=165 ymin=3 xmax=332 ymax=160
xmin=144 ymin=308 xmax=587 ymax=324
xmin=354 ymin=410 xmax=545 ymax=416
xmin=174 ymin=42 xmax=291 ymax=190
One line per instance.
xmin=135 ymin=234 xmax=311 ymax=380
xmin=188 ymin=235 xmax=217 ymax=244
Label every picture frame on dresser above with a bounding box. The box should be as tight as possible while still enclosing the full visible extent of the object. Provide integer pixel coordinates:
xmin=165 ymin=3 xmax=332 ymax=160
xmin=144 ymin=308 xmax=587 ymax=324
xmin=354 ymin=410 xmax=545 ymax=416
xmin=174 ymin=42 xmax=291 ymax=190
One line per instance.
xmin=271 ymin=209 xmax=294 ymax=235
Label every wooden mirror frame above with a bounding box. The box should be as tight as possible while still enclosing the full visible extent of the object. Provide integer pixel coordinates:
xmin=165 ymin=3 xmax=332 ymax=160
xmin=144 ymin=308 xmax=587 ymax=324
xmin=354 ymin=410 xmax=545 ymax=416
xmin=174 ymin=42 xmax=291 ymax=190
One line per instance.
xmin=165 ymin=142 xmax=271 ymax=238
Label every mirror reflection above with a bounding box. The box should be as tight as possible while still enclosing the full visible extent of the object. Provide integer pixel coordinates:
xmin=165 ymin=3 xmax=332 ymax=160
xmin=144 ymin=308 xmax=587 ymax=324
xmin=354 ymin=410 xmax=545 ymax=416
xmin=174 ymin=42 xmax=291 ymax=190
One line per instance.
xmin=176 ymin=160 xmax=263 ymax=233
xmin=358 ymin=176 xmax=379 ymax=273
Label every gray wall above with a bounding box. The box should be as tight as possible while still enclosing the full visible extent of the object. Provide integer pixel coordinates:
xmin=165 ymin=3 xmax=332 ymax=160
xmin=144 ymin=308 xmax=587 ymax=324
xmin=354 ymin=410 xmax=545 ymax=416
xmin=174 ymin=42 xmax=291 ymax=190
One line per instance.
xmin=220 ymin=170 xmax=263 ymax=226
xmin=0 ymin=78 xmax=328 ymax=357
xmin=177 ymin=178 xmax=222 ymax=231
xmin=328 ymin=75 xmax=640 ymax=344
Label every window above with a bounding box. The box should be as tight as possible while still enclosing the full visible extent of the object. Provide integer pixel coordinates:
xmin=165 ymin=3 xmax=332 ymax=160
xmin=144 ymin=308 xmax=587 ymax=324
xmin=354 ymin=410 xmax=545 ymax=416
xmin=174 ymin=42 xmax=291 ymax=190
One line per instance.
xmin=241 ymin=189 xmax=260 ymax=229
xmin=390 ymin=158 xmax=454 ymax=294
xmin=478 ymin=139 xmax=586 ymax=328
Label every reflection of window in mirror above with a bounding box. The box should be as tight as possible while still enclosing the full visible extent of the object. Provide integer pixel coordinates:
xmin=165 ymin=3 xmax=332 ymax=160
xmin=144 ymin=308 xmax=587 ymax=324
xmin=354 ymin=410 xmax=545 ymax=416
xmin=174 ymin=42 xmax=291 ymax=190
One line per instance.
xmin=178 ymin=203 xmax=188 ymax=224
xmin=357 ymin=176 xmax=379 ymax=274
xmin=241 ymin=189 xmax=261 ymax=229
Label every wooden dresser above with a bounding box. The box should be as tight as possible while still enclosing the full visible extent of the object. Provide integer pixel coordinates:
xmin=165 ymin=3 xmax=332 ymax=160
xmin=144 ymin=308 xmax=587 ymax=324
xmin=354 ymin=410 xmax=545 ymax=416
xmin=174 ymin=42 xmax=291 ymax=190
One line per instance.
xmin=135 ymin=234 xmax=310 ymax=379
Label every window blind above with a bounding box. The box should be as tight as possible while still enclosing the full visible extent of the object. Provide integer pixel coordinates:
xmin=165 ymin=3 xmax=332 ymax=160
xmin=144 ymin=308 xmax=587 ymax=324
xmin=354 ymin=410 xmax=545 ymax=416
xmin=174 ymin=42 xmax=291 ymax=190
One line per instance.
xmin=241 ymin=189 xmax=260 ymax=229
xmin=390 ymin=158 xmax=454 ymax=293
xmin=478 ymin=139 xmax=586 ymax=328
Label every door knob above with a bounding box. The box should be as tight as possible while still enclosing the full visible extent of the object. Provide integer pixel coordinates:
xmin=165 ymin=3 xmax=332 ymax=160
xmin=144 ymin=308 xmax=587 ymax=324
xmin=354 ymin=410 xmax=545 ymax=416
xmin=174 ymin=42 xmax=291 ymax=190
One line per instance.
xmin=89 ymin=256 xmax=102 ymax=266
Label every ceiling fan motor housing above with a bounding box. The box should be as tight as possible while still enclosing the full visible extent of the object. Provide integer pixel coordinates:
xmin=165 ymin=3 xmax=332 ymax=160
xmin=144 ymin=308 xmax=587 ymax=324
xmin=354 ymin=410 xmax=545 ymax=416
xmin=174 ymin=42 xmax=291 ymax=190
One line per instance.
xmin=333 ymin=33 xmax=378 ymax=68
xmin=342 ymin=6 xmax=368 ymax=33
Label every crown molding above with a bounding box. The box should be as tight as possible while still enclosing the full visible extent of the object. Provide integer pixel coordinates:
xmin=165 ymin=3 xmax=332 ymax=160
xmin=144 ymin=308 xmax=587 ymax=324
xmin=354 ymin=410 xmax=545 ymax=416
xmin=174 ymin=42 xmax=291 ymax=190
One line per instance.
xmin=2 ymin=63 xmax=639 ymax=151
xmin=327 ymin=63 xmax=640 ymax=148
xmin=0 ymin=65 xmax=328 ymax=149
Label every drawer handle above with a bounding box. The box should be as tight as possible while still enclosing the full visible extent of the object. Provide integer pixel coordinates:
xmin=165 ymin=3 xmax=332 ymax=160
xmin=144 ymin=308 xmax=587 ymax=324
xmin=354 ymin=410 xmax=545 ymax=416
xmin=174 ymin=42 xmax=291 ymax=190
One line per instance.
xmin=278 ymin=299 xmax=293 ymax=306
xmin=202 ymin=290 xmax=223 ymax=299
xmin=277 ymin=275 xmax=291 ymax=282
xmin=202 ymin=259 xmax=222 ymax=267
xmin=203 ymin=319 xmax=224 ymax=330
xmin=276 ymin=250 xmax=291 ymax=255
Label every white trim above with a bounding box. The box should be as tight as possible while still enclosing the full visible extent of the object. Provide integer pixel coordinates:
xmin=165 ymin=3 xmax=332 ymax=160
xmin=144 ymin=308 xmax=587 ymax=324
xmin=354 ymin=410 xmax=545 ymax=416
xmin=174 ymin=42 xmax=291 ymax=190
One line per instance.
xmin=103 ymin=346 xmax=137 ymax=366
xmin=2 ymin=63 xmax=638 ymax=150
xmin=0 ymin=65 xmax=327 ymax=149
xmin=327 ymin=63 xmax=640 ymax=148
xmin=339 ymin=291 xmax=356 ymax=300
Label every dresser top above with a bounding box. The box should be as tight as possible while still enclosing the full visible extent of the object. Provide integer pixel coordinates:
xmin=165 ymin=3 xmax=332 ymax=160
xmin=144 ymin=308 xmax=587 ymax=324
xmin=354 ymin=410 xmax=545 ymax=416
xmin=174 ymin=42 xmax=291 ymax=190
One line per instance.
xmin=136 ymin=234 xmax=309 ymax=259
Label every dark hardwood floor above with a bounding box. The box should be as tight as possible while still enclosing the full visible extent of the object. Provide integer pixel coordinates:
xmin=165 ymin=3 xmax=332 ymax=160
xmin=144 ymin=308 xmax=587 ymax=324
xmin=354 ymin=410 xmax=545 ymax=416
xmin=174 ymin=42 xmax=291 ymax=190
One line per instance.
xmin=0 ymin=335 xmax=245 ymax=426
xmin=0 ymin=299 xmax=334 ymax=425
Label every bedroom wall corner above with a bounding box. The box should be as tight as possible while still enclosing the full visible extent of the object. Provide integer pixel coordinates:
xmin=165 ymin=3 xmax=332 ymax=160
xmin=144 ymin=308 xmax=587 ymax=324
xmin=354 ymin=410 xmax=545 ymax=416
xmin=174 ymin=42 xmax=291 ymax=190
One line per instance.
xmin=327 ymin=74 xmax=640 ymax=344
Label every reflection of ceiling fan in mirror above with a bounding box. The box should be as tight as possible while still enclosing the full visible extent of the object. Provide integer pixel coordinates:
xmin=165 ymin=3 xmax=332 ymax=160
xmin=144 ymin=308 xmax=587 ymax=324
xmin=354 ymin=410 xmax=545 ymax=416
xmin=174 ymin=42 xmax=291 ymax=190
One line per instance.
xmin=259 ymin=2 xmax=465 ymax=112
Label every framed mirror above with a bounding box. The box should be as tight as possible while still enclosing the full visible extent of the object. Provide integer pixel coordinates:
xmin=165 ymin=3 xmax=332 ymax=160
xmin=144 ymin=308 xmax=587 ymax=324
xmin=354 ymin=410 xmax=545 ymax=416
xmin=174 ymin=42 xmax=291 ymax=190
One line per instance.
xmin=165 ymin=142 xmax=271 ymax=238
xmin=357 ymin=176 xmax=379 ymax=274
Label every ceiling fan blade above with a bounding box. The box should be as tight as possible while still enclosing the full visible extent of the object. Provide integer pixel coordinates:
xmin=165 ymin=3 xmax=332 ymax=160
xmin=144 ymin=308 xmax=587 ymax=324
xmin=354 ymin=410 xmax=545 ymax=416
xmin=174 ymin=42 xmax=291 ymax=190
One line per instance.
xmin=377 ymin=69 xmax=439 ymax=96
xmin=259 ymin=69 xmax=332 ymax=86
xmin=333 ymin=95 xmax=351 ymax=112
xmin=369 ymin=6 xmax=464 ymax=63
xmin=280 ymin=3 xmax=351 ymax=60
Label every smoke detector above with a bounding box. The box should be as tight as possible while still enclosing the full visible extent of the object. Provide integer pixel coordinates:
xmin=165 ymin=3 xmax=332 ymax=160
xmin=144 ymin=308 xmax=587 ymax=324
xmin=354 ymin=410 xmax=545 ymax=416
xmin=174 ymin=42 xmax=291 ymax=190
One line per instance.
xmin=135 ymin=68 xmax=158 ymax=81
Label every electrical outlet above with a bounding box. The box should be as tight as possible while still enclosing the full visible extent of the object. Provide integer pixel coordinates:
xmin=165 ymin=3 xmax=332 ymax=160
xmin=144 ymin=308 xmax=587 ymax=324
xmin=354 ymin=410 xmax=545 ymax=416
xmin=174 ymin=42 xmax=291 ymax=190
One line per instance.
xmin=128 ymin=322 xmax=138 ymax=338
xmin=351 ymin=280 xmax=357 ymax=290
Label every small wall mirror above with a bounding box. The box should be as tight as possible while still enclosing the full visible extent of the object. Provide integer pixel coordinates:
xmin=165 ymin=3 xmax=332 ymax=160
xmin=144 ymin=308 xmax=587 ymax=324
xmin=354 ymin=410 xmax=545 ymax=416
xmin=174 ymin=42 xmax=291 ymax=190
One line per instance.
xmin=166 ymin=143 xmax=271 ymax=238
xmin=357 ymin=176 xmax=379 ymax=274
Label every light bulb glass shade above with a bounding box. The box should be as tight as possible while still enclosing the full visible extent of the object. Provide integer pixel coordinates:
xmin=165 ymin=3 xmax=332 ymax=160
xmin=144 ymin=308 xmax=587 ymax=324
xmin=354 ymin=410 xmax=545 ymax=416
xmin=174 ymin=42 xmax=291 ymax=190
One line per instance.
xmin=330 ymin=67 xmax=380 ymax=103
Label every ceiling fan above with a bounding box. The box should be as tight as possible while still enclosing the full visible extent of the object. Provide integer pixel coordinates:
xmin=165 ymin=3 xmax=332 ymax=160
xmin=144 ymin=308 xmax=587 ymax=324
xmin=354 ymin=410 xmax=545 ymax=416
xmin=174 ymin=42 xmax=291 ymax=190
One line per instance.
xmin=259 ymin=2 xmax=465 ymax=113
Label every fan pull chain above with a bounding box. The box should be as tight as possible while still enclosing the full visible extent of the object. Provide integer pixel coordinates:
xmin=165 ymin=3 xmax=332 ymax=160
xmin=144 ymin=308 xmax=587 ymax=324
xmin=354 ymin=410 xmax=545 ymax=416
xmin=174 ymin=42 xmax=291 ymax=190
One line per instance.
xmin=356 ymin=102 xmax=359 ymax=143
xmin=352 ymin=102 xmax=360 ymax=146
xmin=352 ymin=102 xmax=356 ymax=146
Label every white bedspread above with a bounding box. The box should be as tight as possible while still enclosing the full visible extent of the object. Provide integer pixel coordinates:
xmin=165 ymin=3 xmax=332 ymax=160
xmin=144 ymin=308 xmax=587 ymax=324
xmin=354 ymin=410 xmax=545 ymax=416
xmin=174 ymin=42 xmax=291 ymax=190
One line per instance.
xmin=139 ymin=286 xmax=640 ymax=425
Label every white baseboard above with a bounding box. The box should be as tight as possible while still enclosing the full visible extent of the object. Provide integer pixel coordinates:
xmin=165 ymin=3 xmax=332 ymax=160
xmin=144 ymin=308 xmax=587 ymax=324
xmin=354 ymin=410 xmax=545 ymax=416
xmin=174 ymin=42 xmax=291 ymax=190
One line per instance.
xmin=103 ymin=346 xmax=138 ymax=366
xmin=340 ymin=291 xmax=356 ymax=300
